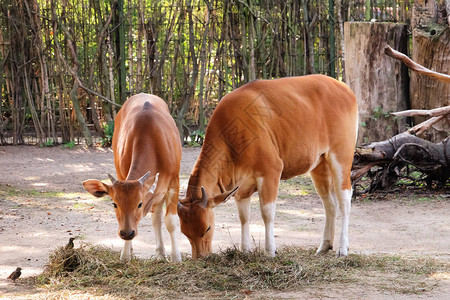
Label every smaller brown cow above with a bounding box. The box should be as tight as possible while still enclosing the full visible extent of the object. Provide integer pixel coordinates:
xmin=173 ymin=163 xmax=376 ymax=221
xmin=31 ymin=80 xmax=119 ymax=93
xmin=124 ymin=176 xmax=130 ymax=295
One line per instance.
xmin=83 ymin=93 xmax=182 ymax=262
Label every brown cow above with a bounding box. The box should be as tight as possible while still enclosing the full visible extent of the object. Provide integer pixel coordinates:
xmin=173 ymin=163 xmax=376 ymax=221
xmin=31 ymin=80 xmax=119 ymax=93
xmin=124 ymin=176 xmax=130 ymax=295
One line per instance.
xmin=177 ymin=75 xmax=358 ymax=258
xmin=83 ymin=93 xmax=182 ymax=262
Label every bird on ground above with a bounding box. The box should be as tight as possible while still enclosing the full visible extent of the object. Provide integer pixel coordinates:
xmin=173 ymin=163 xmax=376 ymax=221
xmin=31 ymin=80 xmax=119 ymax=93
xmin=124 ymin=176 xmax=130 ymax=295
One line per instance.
xmin=65 ymin=237 xmax=76 ymax=250
xmin=7 ymin=267 xmax=22 ymax=283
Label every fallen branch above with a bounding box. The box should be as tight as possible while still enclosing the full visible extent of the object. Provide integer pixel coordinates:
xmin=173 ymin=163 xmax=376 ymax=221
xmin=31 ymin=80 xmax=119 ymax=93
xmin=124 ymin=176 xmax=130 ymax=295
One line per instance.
xmin=352 ymin=133 xmax=450 ymax=193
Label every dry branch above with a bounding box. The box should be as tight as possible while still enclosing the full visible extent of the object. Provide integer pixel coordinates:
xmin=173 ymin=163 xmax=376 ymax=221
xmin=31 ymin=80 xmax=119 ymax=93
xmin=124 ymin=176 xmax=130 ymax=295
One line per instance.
xmin=384 ymin=45 xmax=450 ymax=83
xmin=408 ymin=116 xmax=446 ymax=136
xmin=392 ymin=106 xmax=450 ymax=117
xmin=385 ymin=45 xmax=449 ymax=137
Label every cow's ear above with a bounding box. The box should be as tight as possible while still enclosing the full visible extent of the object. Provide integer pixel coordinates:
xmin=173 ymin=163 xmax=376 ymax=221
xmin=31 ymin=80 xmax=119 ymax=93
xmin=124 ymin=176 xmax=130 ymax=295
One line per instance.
xmin=211 ymin=186 xmax=239 ymax=207
xmin=83 ymin=180 xmax=110 ymax=198
xmin=148 ymin=173 xmax=159 ymax=194
xmin=143 ymin=192 xmax=165 ymax=216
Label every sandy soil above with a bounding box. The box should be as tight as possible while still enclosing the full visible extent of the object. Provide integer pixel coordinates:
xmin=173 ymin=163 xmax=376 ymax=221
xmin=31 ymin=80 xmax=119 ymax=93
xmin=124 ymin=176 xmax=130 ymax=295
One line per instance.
xmin=0 ymin=145 xmax=449 ymax=299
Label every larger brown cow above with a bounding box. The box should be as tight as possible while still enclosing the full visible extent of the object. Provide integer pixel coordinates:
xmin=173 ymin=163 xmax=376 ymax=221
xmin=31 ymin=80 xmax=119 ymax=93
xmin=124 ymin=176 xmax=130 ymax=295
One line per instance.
xmin=83 ymin=93 xmax=182 ymax=262
xmin=177 ymin=75 xmax=358 ymax=258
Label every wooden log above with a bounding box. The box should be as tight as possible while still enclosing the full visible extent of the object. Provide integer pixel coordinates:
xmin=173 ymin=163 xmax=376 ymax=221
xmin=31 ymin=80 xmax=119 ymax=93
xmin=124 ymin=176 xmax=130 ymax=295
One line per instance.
xmin=352 ymin=133 xmax=450 ymax=192
xmin=410 ymin=0 xmax=450 ymax=142
xmin=344 ymin=22 xmax=409 ymax=145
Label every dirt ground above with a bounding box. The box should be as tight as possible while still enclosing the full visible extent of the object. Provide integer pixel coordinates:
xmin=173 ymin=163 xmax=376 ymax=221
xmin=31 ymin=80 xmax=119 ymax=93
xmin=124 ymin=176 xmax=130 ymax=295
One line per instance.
xmin=0 ymin=145 xmax=449 ymax=299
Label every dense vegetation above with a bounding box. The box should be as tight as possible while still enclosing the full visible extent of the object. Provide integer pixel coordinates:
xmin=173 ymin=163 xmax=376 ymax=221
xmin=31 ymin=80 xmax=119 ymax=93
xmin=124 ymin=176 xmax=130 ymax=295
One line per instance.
xmin=0 ymin=0 xmax=413 ymax=146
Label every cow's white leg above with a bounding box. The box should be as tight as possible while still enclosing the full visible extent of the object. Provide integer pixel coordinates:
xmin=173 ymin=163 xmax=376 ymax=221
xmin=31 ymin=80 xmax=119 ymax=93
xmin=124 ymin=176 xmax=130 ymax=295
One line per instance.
xmin=164 ymin=188 xmax=181 ymax=262
xmin=235 ymin=197 xmax=251 ymax=252
xmin=120 ymin=240 xmax=133 ymax=262
xmin=257 ymin=177 xmax=278 ymax=257
xmin=311 ymin=158 xmax=337 ymax=254
xmin=151 ymin=204 xmax=167 ymax=259
xmin=261 ymin=201 xmax=276 ymax=256
xmin=315 ymin=190 xmax=337 ymax=254
xmin=336 ymin=189 xmax=352 ymax=257
xmin=165 ymin=212 xmax=181 ymax=262
xmin=328 ymin=153 xmax=353 ymax=257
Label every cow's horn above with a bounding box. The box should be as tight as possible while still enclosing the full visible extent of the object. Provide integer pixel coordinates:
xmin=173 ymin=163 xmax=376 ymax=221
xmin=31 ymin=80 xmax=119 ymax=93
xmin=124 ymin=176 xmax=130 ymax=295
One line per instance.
xmin=108 ymin=173 xmax=117 ymax=184
xmin=201 ymin=186 xmax=208 ymax=208
xmin=177 ymin=201 xmax=184 ymax=212
xmin=139 ymin=171 xmax=151 ymax=185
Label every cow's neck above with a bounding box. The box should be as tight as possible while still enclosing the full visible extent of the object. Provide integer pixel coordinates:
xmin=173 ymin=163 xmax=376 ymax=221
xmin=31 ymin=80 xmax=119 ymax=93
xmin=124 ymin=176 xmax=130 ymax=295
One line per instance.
xmin=125 ymin=152 xmax=152 ymax=181
xmin=189 ymin=147 xmax=235 ymax=198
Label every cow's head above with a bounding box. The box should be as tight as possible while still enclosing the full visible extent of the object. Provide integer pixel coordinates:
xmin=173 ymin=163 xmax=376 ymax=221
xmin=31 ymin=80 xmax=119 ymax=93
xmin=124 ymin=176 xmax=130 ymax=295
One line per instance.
xmin=83 ymin=171 xmax=161 ymax=241
xmin=177 ymin=186 xmax=238 ymax=258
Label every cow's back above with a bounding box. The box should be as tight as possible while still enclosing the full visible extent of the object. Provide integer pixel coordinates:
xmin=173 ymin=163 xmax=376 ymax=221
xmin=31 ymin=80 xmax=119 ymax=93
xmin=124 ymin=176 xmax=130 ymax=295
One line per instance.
xmin=112 ymin=93 xmax=181 ymax=181
xmin=204 ymin=75 xmax=358 ymax=180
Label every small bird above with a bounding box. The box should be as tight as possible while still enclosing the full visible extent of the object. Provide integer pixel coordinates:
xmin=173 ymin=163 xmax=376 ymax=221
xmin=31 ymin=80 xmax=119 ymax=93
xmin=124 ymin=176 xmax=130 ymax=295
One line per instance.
xmin=65 ymin=237 xmax=76 ymax=250
xmin=7 ymin=267 xmax=22 ymax=283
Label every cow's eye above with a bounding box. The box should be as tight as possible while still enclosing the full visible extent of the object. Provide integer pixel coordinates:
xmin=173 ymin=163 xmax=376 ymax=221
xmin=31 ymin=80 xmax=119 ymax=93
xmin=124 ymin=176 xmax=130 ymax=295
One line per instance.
xmin=112 ymin=203 xmax=117 ymax=209
xmin=138 ymin=202 xmax=142 ymax=209
xmin=206 ymin=226 xmax=211 ymax=233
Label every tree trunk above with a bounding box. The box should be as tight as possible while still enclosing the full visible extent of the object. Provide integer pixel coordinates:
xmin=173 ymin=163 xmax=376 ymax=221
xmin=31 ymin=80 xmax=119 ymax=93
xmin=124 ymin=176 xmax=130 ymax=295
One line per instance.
xmin=90 ymin=0 xmax=114 ymax=131
xmin=156 ymin=5 xmax=177 ymax=98
xmin=26 ymin=0 xmax=55 ymax=144
xmin=336 ymin=0 xmax=345 ymax=80
xmin=176 ymin=0 xmax=199 ymax=144
xmin=54 ymin=38 xmax=71 ymax=143
xmin=301 ymin=0 xmax=316 ymax=74
xmin=114 ymin=0 xmax=127 ymax=104
xmin=197 ymin=0 xmax=212 ymax=133
xmin=238 ymin=2 xmax=249 ymax=82
xmin=136 ymin=0 xmax=144 ymax=92
xmin=328 ymin=0 xmax=335 ymax=78
xmin=70 ymin=80 xmax=92 ymax=147
xmin=56 ymin=2 xmax=93 ymax=146
xmin=410 ymin=0 xmax=450 ymax=142
xmin=0 ymin=48 xmax=7 ymax=145
xmin=127 ymin=0 xmax=134 ymax=95
xmin=248 ymin=1 xmax=256 ymax=81
xmin=23 ymin=59 xmax=44 ymax=146
xmin=344 ymin=22 xmax=409 ymax=145
xmin=108 ymin=38 xmax=117 ymax=119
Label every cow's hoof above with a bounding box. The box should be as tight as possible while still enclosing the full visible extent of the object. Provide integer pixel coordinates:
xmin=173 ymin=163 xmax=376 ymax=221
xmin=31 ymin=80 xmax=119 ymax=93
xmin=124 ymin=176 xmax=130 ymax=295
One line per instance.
xmin=316 ymin=240 xmax=333 ymax=255
xmin=336 ymin=247 xmax=349 ymax=258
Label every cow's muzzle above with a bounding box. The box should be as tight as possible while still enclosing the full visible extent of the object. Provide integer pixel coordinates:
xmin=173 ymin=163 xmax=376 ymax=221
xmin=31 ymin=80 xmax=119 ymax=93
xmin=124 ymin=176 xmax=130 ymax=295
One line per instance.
xmin=119 ymin=229 xmax=136 ymax=240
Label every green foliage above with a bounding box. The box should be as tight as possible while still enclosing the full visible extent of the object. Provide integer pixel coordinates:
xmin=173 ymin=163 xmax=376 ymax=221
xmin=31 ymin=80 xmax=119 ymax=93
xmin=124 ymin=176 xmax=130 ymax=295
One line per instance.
xmin=0 ymin=184 xmax=61 ymax=198
xmin=63 ymin=141 xmax=75 ymax=149
xmin=101 ymin=121 xmax=114 ymax=147
xmin=371 ymin=106 xmax=391 ymax=121
xmin=40 ymin=139 xmax=55 ymax=148
xmin=188 ymin=129 xmax=205 ymax=147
